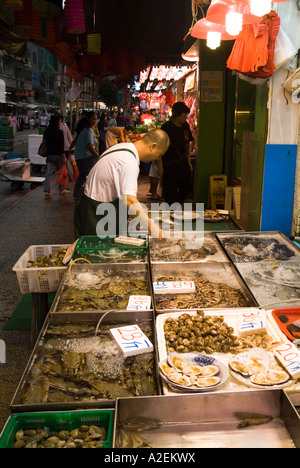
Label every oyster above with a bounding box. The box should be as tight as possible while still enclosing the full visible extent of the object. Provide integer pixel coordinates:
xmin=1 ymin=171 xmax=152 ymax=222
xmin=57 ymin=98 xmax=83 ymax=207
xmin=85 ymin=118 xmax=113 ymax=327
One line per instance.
xmin=186 ymin=365 xmax=203 ymax=376
xmin=200 ymin=365 xmax=220 ymax=377
xmin=196 ymin=376 xmax=221 ymax=388
xmin=168 ymin=373 xmax=192 ymax=387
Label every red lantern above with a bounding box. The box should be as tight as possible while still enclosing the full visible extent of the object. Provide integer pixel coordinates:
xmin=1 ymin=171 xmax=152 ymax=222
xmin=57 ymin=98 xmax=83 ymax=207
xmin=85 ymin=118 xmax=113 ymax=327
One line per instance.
xmin=191 ymin=18 xmax=237 ymax=49
xmin=27 ymin=9 xmax=42 ymax=40
xmin=65 ymin=0 xmax=86 ymax=34
xmin=14 ymin=0 xmax=33 ymax=28
xmin=207 ymin=0 xmax=263 ymax=36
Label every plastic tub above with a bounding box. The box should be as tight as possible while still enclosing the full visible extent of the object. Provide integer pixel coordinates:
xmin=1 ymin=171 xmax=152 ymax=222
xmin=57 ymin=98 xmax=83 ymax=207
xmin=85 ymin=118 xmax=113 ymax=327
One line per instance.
xmin=0 ymin=409 xmax=114 ymax=448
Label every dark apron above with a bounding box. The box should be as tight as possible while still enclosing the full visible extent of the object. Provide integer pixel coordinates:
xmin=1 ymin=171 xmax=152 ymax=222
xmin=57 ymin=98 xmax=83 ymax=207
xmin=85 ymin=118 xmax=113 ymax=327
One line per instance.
xmin=74 ymin=148 xmax=137 ymax=239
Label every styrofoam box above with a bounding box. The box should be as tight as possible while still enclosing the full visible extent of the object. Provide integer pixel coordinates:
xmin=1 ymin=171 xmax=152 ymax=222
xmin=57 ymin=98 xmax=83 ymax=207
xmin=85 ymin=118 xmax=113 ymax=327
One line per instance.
xmin=13 ymin=245 xmax=70 ymax=293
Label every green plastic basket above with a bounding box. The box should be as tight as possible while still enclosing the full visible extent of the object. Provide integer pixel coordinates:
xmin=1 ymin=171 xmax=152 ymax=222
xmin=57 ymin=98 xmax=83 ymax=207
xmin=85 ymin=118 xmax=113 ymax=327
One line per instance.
xmin=0 ymin=410 xmax=114 ymax=448
xmin=75 ymin=236 xmax=148 ymax=253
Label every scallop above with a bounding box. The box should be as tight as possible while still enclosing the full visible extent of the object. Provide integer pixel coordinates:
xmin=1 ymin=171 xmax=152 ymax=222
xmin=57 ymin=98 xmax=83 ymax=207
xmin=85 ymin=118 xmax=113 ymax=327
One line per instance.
xmin=196 ymin=376 xmax=221 ymax=388
xmin=187 ymin=365 xmax=203 ymax=376
xmin=159 ymin=363 xmax=177 ymax=376
xmin=199 ymin=365 xmax=220 ymax=377
xmin=229 ymin=360 xmax=249 ymax=376
xmin=264 ymin=370 xmax=290 ymax=385
xmin=168 ymin=373 xmax=192 ymax=387
xmin=168 ymin=356 xmax=189 ymax=372
xmin=248 ymin=360 xmax=268 ymax=376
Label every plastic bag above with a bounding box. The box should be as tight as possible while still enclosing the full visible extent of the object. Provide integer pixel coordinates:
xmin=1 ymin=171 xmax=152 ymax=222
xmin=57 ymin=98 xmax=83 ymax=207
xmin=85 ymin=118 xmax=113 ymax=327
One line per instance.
xmin=56 ymin=164 xmax=68 ymax=186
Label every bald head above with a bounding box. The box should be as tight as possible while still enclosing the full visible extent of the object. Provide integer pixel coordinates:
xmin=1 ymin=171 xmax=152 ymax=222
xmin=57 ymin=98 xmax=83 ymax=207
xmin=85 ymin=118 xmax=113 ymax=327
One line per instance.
xmin=141 ymin=129 xmax=170 ymax=155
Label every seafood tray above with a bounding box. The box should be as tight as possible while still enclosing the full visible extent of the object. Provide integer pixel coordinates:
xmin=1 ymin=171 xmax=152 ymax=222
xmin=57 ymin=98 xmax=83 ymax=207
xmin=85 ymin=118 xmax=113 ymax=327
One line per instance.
xmin=113 ymin=391 xmax=300 ymax=448
xmin=12 ymin=245 xmax=70 ymax=294
xmin=73 ymin=235 xmax=148 ymax=264
xmin=216 ymin=231 xmax=300 ymax=264
xmin=152 ymin=262 xmax=257 ymax=313
xmin=155 ymin=309 xmax=294 ymax=396
xmin=147 ymin=211 xmax=243 ymax=234
xmin=149 ymin=232 xmax=229 ymax=263
xmin=10 ymin=310 xmax=161 ymax=413
xmin=49 ymin=263 xmax=153 ymax=313
xmin=236 ymin=261 xmax=300 ymax=311
xmin=0 ymin=409 xmax=114 ymax=448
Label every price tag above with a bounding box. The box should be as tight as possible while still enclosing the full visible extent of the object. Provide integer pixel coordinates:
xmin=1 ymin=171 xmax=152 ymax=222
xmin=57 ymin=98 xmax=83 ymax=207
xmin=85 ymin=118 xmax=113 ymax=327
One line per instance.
xmin=273 ymin=342 xmax=300 ymax=379
xmin=238 ymin=309 xmax=267 ymax=336
xmin=127 ymin=296 xmax=152 ymax=311
xmin=110 ymin=325 xmax=154 ymax=357
xmin=153 ymin=281 xmax=196 ymax=295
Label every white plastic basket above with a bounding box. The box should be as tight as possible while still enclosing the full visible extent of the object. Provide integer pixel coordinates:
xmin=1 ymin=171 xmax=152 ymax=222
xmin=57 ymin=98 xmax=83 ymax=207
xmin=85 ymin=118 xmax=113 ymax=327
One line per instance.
xmin=13 ymin=245 xmax=70 ymax=293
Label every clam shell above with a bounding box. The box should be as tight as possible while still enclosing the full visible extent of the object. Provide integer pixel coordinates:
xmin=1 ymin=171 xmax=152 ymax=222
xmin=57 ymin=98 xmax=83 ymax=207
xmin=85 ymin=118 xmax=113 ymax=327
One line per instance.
xmin=168 ymin=355 xmax=189 ymax=372
xmin=187 ymin=365 xmax=203 ymax=376
xmin=248 ymin=360 xmax=268 ymax=376
xmin=250 ymin=370 xmax=290 ymax=386
xmin=199 ymin=365 xmax=220 ymax=377
xmin=159 ymin=363 xmax=177 ymax=377
xmin=168 ymin=373 xmax=192 ymax=387
xmin=196 ymin=376 xmax=221 ymax=388
xmin=229 ymin=360 xmax=249 ymax=376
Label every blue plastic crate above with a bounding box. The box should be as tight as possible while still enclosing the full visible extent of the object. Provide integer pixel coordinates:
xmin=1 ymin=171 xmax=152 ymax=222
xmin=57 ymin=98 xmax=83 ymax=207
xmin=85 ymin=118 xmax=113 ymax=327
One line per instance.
xmin=6 ymin=153 xmax=24 ymax=159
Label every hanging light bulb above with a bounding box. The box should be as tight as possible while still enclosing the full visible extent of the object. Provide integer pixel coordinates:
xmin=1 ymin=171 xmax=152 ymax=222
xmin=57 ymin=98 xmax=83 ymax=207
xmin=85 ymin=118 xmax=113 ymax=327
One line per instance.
xmin=207 ymin=31 xmax=222 ymax=50
xmin=191 ymin=18 xmax=237 ymax=51
xmin=250 ymin=0 xmax=272 ymax=16
xmin=226 ymin=8 xmax=243 ymax=36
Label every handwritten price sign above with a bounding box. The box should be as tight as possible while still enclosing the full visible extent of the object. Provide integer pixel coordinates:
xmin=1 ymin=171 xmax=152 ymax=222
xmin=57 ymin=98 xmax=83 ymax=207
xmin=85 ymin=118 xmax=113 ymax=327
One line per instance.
xmin=110 ymin=325 xmax=154 ymax=357
xmin=238 ymin=309 xmax=267 ymax=336
xmin=273 ymin=342 xmax=300 ymax=379
xmin=127 ymin=296 xmax=152 ymax=311
xmin=153 ymin=281 xmax=196 ymax=295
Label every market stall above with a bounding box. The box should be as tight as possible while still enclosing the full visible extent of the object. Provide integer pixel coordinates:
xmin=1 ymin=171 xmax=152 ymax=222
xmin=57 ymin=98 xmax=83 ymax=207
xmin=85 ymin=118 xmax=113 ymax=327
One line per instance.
xmin=2 ymin=229 xmax=300 ymax=448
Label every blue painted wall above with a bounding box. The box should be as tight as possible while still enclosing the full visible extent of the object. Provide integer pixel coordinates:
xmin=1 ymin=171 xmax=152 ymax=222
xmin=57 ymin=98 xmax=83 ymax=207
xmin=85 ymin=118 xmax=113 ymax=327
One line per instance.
xmin=261 ymin=144 xmax=297 ymax=237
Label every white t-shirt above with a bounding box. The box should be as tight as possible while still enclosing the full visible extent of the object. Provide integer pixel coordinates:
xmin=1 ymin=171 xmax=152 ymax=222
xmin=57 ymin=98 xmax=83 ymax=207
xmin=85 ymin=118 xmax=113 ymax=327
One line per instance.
xmin=84 ymin=143 xmax=140 ymax=202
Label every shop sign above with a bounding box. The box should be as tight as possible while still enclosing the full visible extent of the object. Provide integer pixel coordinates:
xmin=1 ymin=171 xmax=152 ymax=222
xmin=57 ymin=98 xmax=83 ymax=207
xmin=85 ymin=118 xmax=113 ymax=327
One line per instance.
xmin=110 ymin=325 xmax=153 ymax=357
xmin=15 ymin=89 xmax=35 ymax=98
xmin=0 ymin=340 xmax=6 ymax=364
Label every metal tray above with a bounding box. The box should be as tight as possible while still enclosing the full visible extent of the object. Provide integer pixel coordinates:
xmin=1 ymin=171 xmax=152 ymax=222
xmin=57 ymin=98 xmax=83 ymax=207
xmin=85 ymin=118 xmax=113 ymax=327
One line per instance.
xmin=155 ymin=308 xmax=290 ymax=396
xmin=236 ymin=261 xmax=300 ymax=311
xmin=151 ymin=262 xmax=257 ymax=313
xmin=113 ymin=391 xmax=300 ymax=448
xmin=149 ymin=232 xmax=229 ymax=264
xmin=10 ymin=311 xmax=161 ymax=413
xmin=49 ymin=262 xmax=154 ymax=314
xmin=216 ymin=231 xmax=300 ymax=264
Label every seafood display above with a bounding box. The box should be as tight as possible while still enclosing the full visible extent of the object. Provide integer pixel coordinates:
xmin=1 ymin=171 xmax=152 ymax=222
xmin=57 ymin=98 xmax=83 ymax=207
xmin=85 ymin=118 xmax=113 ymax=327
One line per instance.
xmin=204 ymin=210 xmax=229 ymax=222
xmin=13 ymin=319 xmax=158 ymax=408
xmin=51 ymin=267 xmax=150 ymax=312
xmin=159 ymin=353 xmax=228 ymax=392
xmin=117 ymin=418 xmax=162 ymax=448
xmin=229 ymin=349 xmax=292 ymax=389
xmin=237 ymin=262 xmax=300 ymax=310
xmin=217 ymin=233 xmax=300 ymax=263
xmin=11 ymin=425 xmax=107 ymax=449
xmin=154 ymin=271 xmax=254 ymax=311
xmin=72 ymin=248 xmax=146 ymax=264
xmin=162 ymin=311 xmax=275 ymax=355
xmin=149 ymin=235 xmax=228 ymax=263
xmin=28 ymin=248 xmax=67 ymax=268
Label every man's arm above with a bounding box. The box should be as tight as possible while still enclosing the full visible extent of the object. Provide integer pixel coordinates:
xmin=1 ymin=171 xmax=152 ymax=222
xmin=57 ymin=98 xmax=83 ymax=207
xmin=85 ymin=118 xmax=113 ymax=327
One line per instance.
xmin=125 ymin=195 xmax=163 ymax=239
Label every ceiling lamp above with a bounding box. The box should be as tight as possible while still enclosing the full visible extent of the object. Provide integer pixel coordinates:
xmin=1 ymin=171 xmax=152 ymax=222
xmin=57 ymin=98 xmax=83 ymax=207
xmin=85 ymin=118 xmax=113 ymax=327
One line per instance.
xmin=65 ymin=0 xmax=86 ymax=34
xmin=191 ymin=18 xmax=237 ymax=50
xmin=206 ymin=0 xmax=263 ymax=36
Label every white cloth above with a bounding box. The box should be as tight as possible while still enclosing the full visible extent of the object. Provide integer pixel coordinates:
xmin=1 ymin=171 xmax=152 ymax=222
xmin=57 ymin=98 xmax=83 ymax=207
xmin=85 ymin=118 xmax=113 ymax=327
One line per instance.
xmin=84 ymin=143 xmax=140 ymax=202
xmin=60 ymin=123 xmax=73 ymax=151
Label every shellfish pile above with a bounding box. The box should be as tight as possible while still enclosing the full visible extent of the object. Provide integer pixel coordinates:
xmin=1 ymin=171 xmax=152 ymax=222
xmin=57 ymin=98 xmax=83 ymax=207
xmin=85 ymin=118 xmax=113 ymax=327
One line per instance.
xmin=160 ymin=355 xmax=221 ymax=389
